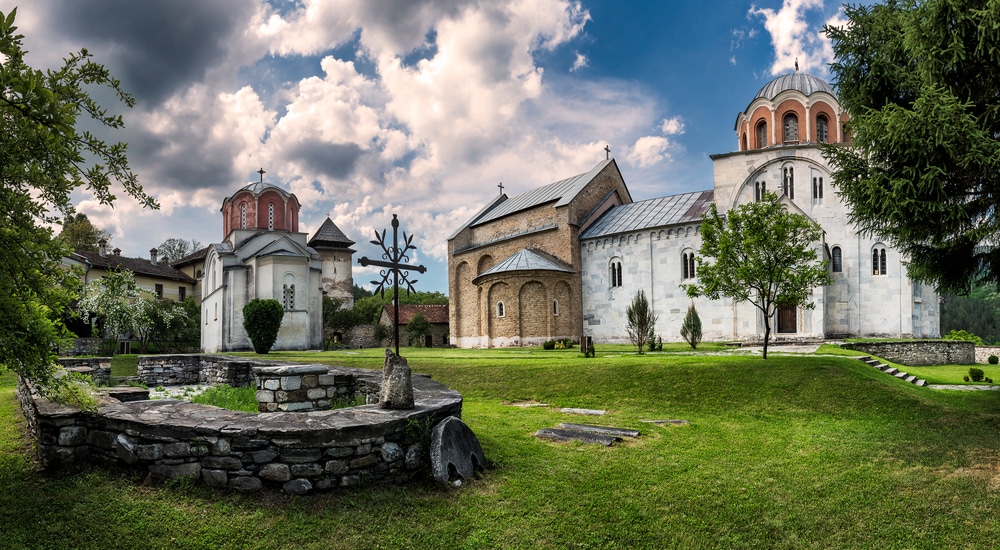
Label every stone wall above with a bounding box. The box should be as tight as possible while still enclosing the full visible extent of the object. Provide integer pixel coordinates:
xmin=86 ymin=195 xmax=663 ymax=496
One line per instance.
xmin=57 ymin=357 xmax=111 ymax=386
xmin=844 ymin=340 xmax=974 ymax=366
xmin=974 ymin=346 xmax=1000 ymax=364
xmin=17 ymin=360 xmax=463 ymax=495
xmin=137 ymin=355 xmax=255 ymax=387
xmin=254 ymin=365 xmax=376 ymax=412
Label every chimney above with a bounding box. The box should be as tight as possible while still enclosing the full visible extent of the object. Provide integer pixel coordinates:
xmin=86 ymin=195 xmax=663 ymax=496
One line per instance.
xmin=98 ymin=239 xmax=107 ymax=257
xmin=113 ymin=247 xmax=121 ymax=256
xmin=149 ymin=248 xmax=158 ymax=266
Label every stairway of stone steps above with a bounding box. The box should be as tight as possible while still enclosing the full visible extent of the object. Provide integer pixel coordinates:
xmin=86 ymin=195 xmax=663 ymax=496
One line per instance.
xmin=855 ymin=356 xmax=927 ymax=387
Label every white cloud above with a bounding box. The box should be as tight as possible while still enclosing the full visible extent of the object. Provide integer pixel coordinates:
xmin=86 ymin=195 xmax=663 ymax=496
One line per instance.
xmin=661 ymin=116 xmax=685 ymax=135
xmin=571 ymin=52 xmax=589 ymax=72
xmin=749 ymin=0 xmax=834 ymax=76
xmin=626 ymin=136 xmax=672 ymax=168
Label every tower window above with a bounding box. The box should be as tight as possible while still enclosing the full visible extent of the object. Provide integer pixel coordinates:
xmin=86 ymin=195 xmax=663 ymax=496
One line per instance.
xmin=872 ymin=246 xmax=888 ymax=276
xmin=782 ymin=167 xmax=794 ymax=199
xmin=283 ymin=284 xmax=296 ymax=310
xmin=240 ymin=203 xmax=247 ymax=229
xmin=268 ymin=202 xmax=274 ymax=230
xmin=610 ymin=260 xmax=623 ymax=288
xmin=812 ymin=176 xmax=824 ymax=199
xmin=682 ymin=251 xmax=697 ymax=279
xmin=756 ymin=121 xmax=767 ymax=149
xmin=496 ymin=301 xmax=505 ymax=318
xmin=831 ymin=246 xmax=842 ymax=273
xmin=783 ymin=113 xmax=798 ymax=143
xmin=817 ymin=115 xmax=829 ymax=143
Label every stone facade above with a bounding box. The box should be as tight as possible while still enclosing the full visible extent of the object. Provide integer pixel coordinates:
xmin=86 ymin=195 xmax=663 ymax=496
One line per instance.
xmin=844 ymin=341 xmax=974 ymax=366
xmin=58 ymin=357 xmax=111 ymax=386
xmin=17 ymin=357 xmax=463 ymax=495
xmin=137 ymin=355 xmax=255 ymax=387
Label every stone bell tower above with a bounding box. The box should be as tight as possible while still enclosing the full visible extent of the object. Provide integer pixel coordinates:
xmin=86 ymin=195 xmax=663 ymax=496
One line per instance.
xmin=308 ymin=217 xmax=356 ymax=308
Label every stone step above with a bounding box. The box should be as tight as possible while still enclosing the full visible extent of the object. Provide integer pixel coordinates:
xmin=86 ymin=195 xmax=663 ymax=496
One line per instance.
xmin=914 ymin=379 xmax=927 ymax=387
xmin=558 ymin=423 xmax=640 ymax=438
xmin=904 ymin=375 xmax=916 ymax=383
xmin=894 ymin=372 xmax=908 ymax=379
xmin=535 ymin=428 xmax=621 ymax=446
xmin=876 ymin=364 xmax=891 ymax=371
xmin=884 ymin=367 xmax=899 ymax=376
xmin=865 ymin=360 xmax=881 ymax=367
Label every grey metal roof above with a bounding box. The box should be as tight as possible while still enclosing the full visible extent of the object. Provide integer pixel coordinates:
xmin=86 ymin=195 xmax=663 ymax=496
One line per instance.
xmin=471 ymin=159 xmax=613 ymax=227
xmin=476 ymin=248 xmax=575 ymax=280
xmin=754 ymin=72 xmax=835 ymax=101
xmin=238 ymin=181 xmax=291 ymax=197
xmin=580 ymin=190 xmax=714 ymax=239
xmin=308 ymin=217 xmax=355 ymax=248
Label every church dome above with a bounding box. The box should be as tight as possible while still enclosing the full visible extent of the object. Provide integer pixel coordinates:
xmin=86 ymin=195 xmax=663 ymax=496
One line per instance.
xmin=235 ymin=181 xmax=292 ymax=198
xmin=221 ymin=176 xmax=301 ymax=238
xmin=753 ymin=72 xmax=836 ymax=101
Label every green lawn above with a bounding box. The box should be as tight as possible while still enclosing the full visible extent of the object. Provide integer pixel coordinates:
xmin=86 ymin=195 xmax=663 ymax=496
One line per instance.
xmin=4 ymin=347 xmax=1000 ymax=548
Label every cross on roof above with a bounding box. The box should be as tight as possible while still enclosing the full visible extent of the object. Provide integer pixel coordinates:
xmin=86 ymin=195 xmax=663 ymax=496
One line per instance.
xmin=498 ymin=182 xmax=504 ymax=195
xmin=257 ymin=167 xmax=266 ymax=182
xmin=604 ymin=145 xmax=611 ymax=160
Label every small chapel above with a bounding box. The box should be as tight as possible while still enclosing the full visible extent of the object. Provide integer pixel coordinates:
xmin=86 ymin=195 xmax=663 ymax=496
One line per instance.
xmin=201 ymin=176 xmax=354 ymax=352
xmin=447 ymin=70 xmax=941 ymax=347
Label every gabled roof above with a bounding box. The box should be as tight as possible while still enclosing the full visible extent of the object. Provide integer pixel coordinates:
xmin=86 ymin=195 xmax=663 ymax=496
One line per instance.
xmin=171 ymin=246 xmax=209 ymax=268
xmin=580 ymin=190 xmax=714 ymax=240
xmin=71 ymin=250 xmax=196 ymax=283
xmin=470 ymin=159 xmax=615 ymax=227
xmin=380 ymin=304 xmax=450 ymax=325
xmin=475 ymin=248 xmax=574 ymax=282
xmin=308 ymin=217 xmax=355 ymax=249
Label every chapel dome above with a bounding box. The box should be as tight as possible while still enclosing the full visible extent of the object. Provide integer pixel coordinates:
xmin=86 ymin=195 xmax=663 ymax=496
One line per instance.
xmin=753 ymin=72 xmax=836 ymax=101
xmin=234 ymin=181 xmax=292 ymax=198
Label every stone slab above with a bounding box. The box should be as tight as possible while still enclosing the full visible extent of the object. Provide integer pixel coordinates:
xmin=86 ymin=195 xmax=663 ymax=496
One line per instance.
xmin=641 ymin=419 xmax=691 ymax=426
xmin=558 ymin=423 xmax=639 ymax=438
xmin=560 ymin=408 xmax=606 ymax=416
xmin=535 ymin=428 xmax=620 ymax=446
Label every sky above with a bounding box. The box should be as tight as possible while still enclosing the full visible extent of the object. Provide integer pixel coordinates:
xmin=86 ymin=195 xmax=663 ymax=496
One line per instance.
xmin=4 ymin=0 xmax=856 ymax=293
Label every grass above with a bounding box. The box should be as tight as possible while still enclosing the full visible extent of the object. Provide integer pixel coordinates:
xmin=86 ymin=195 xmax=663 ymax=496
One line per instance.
xmin=5 ymin=347 xmax=1000 ymax=548
xmin=190 ymin=385 xmax=258 ymax=413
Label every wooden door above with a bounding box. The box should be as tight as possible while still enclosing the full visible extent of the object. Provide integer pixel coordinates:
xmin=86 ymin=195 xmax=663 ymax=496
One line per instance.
xmin=777 ymin=306 xmax=797 ymax=333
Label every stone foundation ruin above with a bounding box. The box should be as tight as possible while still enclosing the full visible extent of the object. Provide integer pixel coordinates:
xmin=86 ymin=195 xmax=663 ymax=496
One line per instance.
xmin=18 ymin=355 xmax=468 ymax=495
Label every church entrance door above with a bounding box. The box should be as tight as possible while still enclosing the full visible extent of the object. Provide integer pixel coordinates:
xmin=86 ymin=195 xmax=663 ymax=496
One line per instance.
xmin=777 ymin=306 xmax=797 ymax=333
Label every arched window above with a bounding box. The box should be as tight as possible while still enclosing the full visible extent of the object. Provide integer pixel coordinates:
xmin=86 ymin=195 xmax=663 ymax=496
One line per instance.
xmin=812 ymin=176 xmax=824 ymax=200
xmin=240 ymin=203 xmax=247 ymax=229
xmin=610 ymin=260 xmax=623 ymax=288
xmin=682 ymin=251 xmax=696 ymax=279
xmin=872 ymin=246 xmax=888 ymax=276
xmin=268 ymin=202 xmax=275 ymax=230
xmin=553 ymin=300 xmax=559 ymax=316
xmin=282 ymin=274 xmax=296 ymax=310
xmin=756 ymin=121 xmax=767 ymax=149
xmin=755 ymin=180 xmax=766 ymax=202
xmin=741 ymin=133 xmax=748 ymax=151
xmin=817 ymin=114 xmax=829 ymax=143
xmin=783 ymin=113 xmax=798 ymax=143
xmin=831 ymin=246 xmax=842 ymax=273
xmin=496 ymin=301 xmax=505 ymax=318
xmin=782 ymin=166 xmax=794 ymax=198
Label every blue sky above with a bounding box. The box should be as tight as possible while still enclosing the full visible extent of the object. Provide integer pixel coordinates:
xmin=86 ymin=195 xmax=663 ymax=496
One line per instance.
xmin=5 ymin=0 xmax=854 ymax=293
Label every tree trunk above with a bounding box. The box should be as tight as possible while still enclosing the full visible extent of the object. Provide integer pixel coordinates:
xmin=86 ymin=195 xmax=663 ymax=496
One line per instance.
xmin=762 ymin=317 xmax=771 ymax=359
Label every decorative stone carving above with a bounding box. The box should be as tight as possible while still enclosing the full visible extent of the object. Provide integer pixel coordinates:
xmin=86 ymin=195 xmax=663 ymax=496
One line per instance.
xmin=379 ymin=348 xmax=414 ymax=409
xmin=430 ymin=416 xmax=486 ymax=484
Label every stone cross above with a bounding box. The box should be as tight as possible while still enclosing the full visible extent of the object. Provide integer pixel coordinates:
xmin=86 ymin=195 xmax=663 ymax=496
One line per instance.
xmin=358 ymin=214 xmax=427 ymax=355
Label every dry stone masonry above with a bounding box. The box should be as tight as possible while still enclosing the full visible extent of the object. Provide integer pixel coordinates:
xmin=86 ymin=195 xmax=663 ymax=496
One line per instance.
xmin=18 ymin=355 xmax=466 ymax=495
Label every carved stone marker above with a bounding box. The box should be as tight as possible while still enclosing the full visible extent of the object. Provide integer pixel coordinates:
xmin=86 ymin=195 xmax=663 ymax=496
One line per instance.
xmin=430 ymin=416 xmax=486 ymax=484
xmin=379 ymin=348 xmax=414 ymax=409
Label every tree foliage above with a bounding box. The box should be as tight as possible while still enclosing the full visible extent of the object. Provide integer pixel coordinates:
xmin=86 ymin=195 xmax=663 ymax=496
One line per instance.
xmin=686 ymin=193 xmax=831 ymax=359
xmin=58 ymin=213 xmax=111 ymax=252
xmin=405 ymin=312 xmax=432 ymax=347
xmin=242 ymin=299 xmax=284 ymax=354
xmin=156 ymin=238 xmax=201 ymax=264
xmin=823 ymin=0 xmax=1000 ymax=294
xmin=322 ymin=296 xmax=358 ymax=349
xmin=352 ymin=290 xmax=448 ymax=325
xmin=680 ymin=303 xmax=702 ymax=350
xmin=625 ymin=290 xmax=656 ymax=354
xmin=941 ymin=284 xmax=1000 ymax=345
xmin=0 ymin=8 xmax=155 ymax=387
xmin=77 ymin=268 xmax=139 ymax=355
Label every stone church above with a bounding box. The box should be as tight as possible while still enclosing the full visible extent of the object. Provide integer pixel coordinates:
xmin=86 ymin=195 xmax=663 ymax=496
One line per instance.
xmin=201 ymin=179 xmax=354 ymax=352
xmin=447 ymin=71 xmax=941 ymax=347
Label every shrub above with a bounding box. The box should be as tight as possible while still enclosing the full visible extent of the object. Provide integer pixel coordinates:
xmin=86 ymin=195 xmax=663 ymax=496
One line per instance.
xmin=543 ymin=339 xmax=556 ymax=350
xmin=969 ymin=367 xmax=985 ymax=382
xmin=626 ymin=290 xmax=657 ymax=354
xmin=944 ymin=329 xmax=985 ymax=346
xmin=242 ymin=299 xmax=284 ymax=354
xmin=560 ymin=338 xmax=575 ymax=348
xmin=680 ymin=304 xmax=703 ymax=350
xmin=372 ymin=323 xmax=392 ymax=347
xmin=964 ymin=376 xmax=970 ymax=382
xmin=989 ymin=355 xmax=998 ymax=365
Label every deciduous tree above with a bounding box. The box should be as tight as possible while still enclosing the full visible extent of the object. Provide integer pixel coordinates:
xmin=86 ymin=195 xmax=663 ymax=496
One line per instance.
xmin=58 ymin=213 xmax=111 ymax=252
xmin=156 ymin=237 xmax=202 ymax=264
xmin=823 ymin=0 xmax=1000 ymax=294
xmin=685 ymin=193 xmax=831 ymax=359
xmin=0 ymin=8 xmax=155 ymax=387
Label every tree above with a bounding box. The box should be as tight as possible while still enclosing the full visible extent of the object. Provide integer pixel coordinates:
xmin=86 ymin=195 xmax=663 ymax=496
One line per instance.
xmin=323 ymin=296 xmax=358 ymax=348
xmin=157 ymin=237 xmax=202 ymax=264
xmin=77 ymin=268 xmax=140 ymax=355
xmin=680 ymin=303 xmax=702 ymax=350
xmin=58 ymin=213 xmax=111 ymax=252
xmin=823 ymin=1 xmax=1000 ymax=294
xmin=686 ymin=193 xmax=831 ymax=359
xmin=405 ymin=312 xmax=432 ymax=347
xmin=625 ymin=290 xmax=656 ymax=354
xmin=243 ymin=299 xmax=284 ymax=354
xmin=353 ymin=290 xmax=448 ymax=325
xmin=0 ymin=8 xmax=155 ymax=387
xmin=130 ymin=291 xmax=183 ymax=354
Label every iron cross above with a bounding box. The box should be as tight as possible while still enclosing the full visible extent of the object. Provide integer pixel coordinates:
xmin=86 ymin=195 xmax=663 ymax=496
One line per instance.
xmin=358 ymin=214 xmax=427 ymax=355
xmin=604 ymin=145 xmax=611 ymax=160
xmin=257 ymin=167 xmax=266 ymax=182
xmin=498 ymin=181 xmax=504 ymax=195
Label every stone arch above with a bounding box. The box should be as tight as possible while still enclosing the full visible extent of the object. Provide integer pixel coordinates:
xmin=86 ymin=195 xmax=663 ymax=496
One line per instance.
xmin=487 ymin=282 xmax=512 ymax=343
xmin=552 ymin=280 xmax=572 ymax=338
xmin=455 ymin=261 xmax=476 ymax=337
xmin=518 ymin=281 xmax=548 ymax=340
xmin=477 ymin=255 xmax=494 ymax=275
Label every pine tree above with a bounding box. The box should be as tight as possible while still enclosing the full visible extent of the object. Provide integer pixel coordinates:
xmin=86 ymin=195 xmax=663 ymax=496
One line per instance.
xmin=680 ymin=303 xmax=702 ymax=350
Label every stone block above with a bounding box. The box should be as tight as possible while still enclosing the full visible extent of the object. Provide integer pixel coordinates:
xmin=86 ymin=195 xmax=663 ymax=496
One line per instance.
xmin=306 ymin=388 xmax=326 ymax=400
xmin=259 ymin=463 xmax=291 ymax=481
xmin=116 ymin=434 xmax=139 ymax=464
xmin=229 ymin=476 xmax=262 ymax=491
xmin=379 ymin=349 xmax=414 ymax=409
xmin=202 ymin=456 xmax=242 ymax=470
xmin=283 ymin=402 xmax=313 ymax=412
xmin=405 ymin=444 xmax=423 ymax=470
xmin=248 ymin=449 xmax=279 ymax=463
xmin=149 ymin=462 xmax=201 ymax=481
xmin=212 ymin=438 xmax=231 ymax=455
xmin=58 ymin=426 xmax=87 ymax=446
xmin=302 ymin=374 xmax=318 ymax=388
xmin=350 ymin=454 xmax=379 ymax=468
xmin=325 ymin=460 xmax=349 ymax=474
xmin=263 ymin=379 xmax=280 ymax=390
xmin=281 ymin=448 xmax=323 ymax=463
xmin=283 ymin=478 xmax=312 ymax=495
xmin=381 ymin=442 xmax=403 ymax=463
xmin=136 ymin=443 xmax=164 ymax=461
xmin=202 ymin=469 xmax=228 ymax=487
xmin=86 ymin=430 xmax=116 ymax=450
xmin=281 ymin=376 xmax=301 ymax=391
xmin=326 ymin=447 xmax=353 ymax=458
xmin=341 ymin=475 xmax=360 ymax=487
xmin=290 ymin=463 xmax=323 ymax=477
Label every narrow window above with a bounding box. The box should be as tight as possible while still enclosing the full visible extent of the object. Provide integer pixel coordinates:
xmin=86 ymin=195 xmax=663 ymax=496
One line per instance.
xmin=812 ymin=177 xmax=824 ymax=200
xmin=756 ymin=121 xmax=767 ymax=149
xmin=553 ymin=300 xmax=559 ymax=316
xmin=755 ymin=181 xmax=766 ymax=202
xmin=497 ymin=301 xmax=505 ymax=318
xmin=155 ymin=284 xmax=163 ymax=299
xmin=610 ymin=261 xmax=623 ymax=288
xmin=831 ymin=246 xmax=842 ymax=273
xmin=682 ymin=252 xmax=696 ymax=279
xmin=817 ymin=115 xmax=829 ymax=143
xmin=268 ymin=202 xmax=275 ymax=230
xmin=873 ymin=246 xmax=888 ymax=276
xmin=783 ymin=167 xmax=794 ymax=198
xmin=240 ymin=203 xmax=247 ymax=229
xmin=880 ymin=249 xmax=887 ymax=276
xmin=179 ymin=286 xmax=186 ymax=301
xmin=783 ymin=113 xmax=798 ymax=143
xmin=617 ymin=262 xmax=622 ymax=287
xmin=872 ymin=249 xmax=879 ymax=275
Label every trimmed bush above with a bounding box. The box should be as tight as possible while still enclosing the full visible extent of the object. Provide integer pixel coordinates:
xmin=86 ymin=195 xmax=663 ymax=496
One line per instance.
xmin=543 ymin=339 xmax=556 ymax=350
xmin=242 ymin=299 xmax=284 ymax=354
xmin=969 ymin=367 xmax=985 ymax=382
xmin=989 ymin=355 xmax=998 ymax=365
